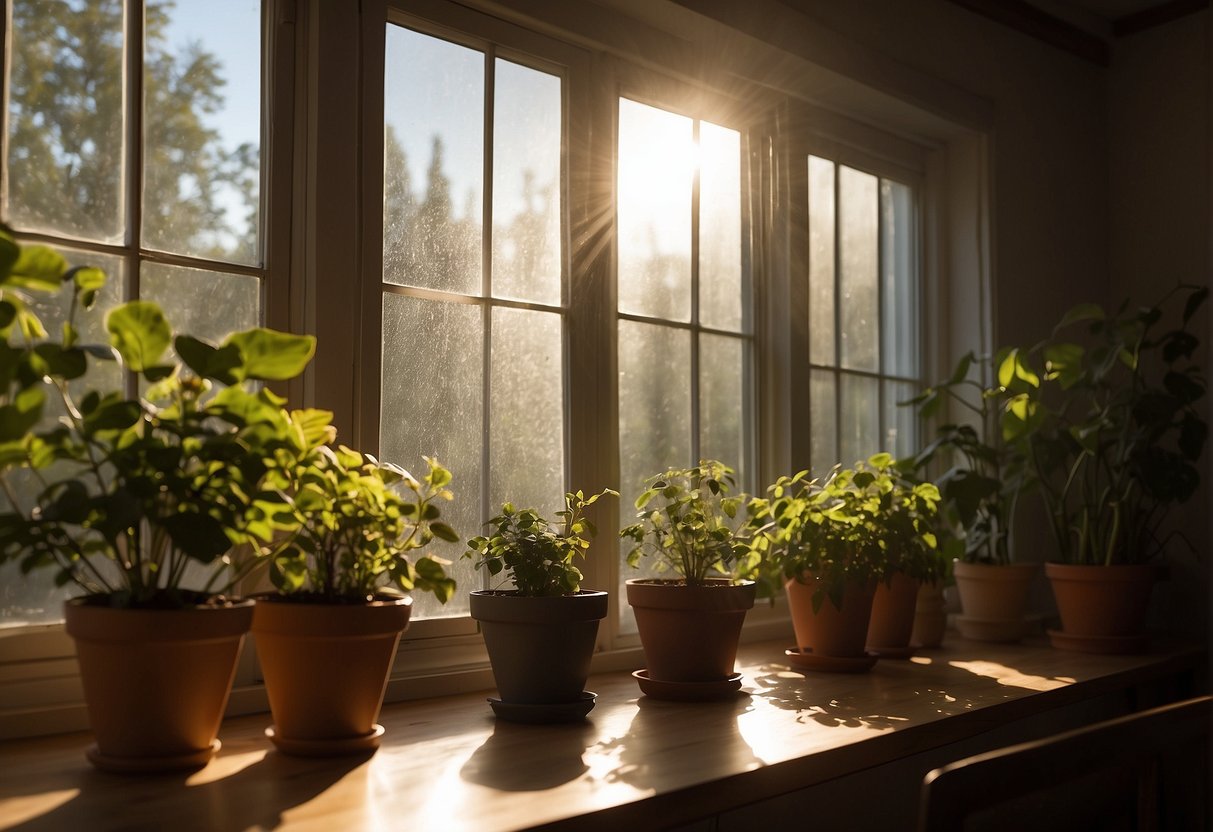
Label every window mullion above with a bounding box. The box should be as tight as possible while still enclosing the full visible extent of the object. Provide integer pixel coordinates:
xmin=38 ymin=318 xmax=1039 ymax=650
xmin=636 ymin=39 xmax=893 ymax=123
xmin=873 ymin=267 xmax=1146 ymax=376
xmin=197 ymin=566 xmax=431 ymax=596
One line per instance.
xmin=832 ymin=162 xmax=842 ymax=463
xmin=480 ymin=47 xmax=495 ymax=592
xmin=877 ymin=178 xmax=887 ymax=453
xmin=124 ymin=0 xmax=146 ymax=400
xmin=690 ymin=118 xmax=701 ymax=466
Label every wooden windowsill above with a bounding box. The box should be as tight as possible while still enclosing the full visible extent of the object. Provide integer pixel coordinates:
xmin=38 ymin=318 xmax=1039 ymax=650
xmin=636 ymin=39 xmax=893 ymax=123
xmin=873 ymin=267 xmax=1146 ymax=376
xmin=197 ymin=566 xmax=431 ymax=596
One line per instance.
xmin=0 ymin=635 xmax=1205 ymax=831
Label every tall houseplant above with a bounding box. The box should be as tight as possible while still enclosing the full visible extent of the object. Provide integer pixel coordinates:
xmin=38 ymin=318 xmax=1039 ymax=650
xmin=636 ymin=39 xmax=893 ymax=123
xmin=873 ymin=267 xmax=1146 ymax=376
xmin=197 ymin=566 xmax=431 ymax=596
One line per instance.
xmin=619 ymin=460 xmax=761 ymax=698
xmin=908 ymin=349 xmax=1040 ymax=642
xmin=464 ymin=488 xmax=615 ymax=722
xmin=251 ymin=433 xmax=457 ymax=755
xmin=0 ymin=230 xmax=316 ymax=770
xmin=1028 ymin=287 xmax=1207 ymax=651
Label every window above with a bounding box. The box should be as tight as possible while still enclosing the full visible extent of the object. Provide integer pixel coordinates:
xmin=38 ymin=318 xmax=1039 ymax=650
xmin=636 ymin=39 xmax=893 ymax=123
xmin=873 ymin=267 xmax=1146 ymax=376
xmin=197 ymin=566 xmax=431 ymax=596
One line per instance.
xmin=806 ymin=155 xmax=921 ymax=472
xmin=0 ymin=0 xmax=268 ymax=627
xmin=376 ymin=19 xmax=570 ymax=622
xmin=615 ymin=97 xmax=753 ymax=629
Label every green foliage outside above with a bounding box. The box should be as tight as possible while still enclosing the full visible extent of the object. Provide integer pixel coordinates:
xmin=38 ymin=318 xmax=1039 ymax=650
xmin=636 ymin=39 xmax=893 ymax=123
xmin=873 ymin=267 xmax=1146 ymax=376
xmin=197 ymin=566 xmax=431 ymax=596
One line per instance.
xmin=464 ymin=489 xmax=616 ymax=597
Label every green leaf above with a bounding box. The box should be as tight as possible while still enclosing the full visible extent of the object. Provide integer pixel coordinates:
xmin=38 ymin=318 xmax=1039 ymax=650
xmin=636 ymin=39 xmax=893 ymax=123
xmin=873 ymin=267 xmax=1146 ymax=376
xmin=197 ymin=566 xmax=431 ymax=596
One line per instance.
xmin=106 ymin=301 xmax=171 ymax=371
xmin=0 ymin=233 xmax=19 ymax=282
xmin=948 ymin=352 xmax=973 ymax=385
xmin=1182 ymin=287 xmax=1208 ymax=325
xmin=161 ymin=512 xmax=232 ymax=562
xmin=430 ymin=521 xmax=459 ymax=542
xmin=1056 ymin=302 xmax=1105 ymax=330
xmin=68 ymin=266 xmax=106 ymax=292
xmin=223 ymin=328 xmax=316 ymax=381
xmin=176 ymin=335 xmax=242 ymax=385
xmin=9 ymin=245 xmax=67 ymax=291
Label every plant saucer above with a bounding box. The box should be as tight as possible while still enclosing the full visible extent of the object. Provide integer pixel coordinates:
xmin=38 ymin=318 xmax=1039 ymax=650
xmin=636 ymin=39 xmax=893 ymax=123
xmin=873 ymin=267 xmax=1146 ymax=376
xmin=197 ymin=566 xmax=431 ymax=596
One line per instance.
xmin=784 ymin=647 xmax=878 ymax=674
xmin=266 ymin=724 xmax=385 ymax=757
xmin=632 ymin=669 xmax=743 ymax=701
xmin=954 ymin=615 xmax=1028 ymax=643
xmin=85 ymin=739 xmax=220 ymax=773
xmin=487 ymin=691 xmax=597 ymax=724
xmin=866 ymin=643 xmax=918 ymax=660
xmin=1047 ymin=629 xmax=1149 ymax=655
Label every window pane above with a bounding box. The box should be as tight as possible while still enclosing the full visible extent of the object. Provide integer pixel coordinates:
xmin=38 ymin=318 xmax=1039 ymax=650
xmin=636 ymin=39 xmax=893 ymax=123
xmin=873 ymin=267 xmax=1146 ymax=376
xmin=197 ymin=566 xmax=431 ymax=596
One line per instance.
xmin=380 ymin=294 xmax=482 ymax=619
xmin=142 ymin=0 xmax=262 ymax=265
xmin=141 ymin=263 xmax=259 ymax=346
xmin=700 ymin=333 xmax=746 ymax=475
xmin=617 ymin=99 xmax=692 ymax=322
xmin=884 ymin=380 xmax=918 ymax=461
xmin=839 ymin=373 xmax=879 ymax=467
xmin=839 ymin=165 xmax=878 ymax=372
xmin=810 ymin=369 xmax=837 ymax=475
xmin=492 ymin=59 xmax=561 ymax=306
xmin=5 ymin=0 xmax=125 ymax=242
xmin=1 ymin=250 xmax=126 ymax=628
xmin=881 ymin=179 xmax=918 ymax=379
xmin=618 ymin=321 xmax=691 ymax=499
xmin=699 ymin=122 xmax=743 ymax=333
xmin=383 ymin=26 xmax=483 ymax=295
xmin=489 ymin=307 xmax=564 ymax=518
xmin=808 ymin=156 xmax=835 ymax=365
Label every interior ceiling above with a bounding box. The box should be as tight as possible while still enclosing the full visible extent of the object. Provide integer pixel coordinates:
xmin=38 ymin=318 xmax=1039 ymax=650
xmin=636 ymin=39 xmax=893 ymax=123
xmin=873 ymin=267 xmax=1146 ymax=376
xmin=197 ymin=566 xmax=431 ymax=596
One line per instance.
xmin=1051 ymin=0 xmax=1173 ymax=18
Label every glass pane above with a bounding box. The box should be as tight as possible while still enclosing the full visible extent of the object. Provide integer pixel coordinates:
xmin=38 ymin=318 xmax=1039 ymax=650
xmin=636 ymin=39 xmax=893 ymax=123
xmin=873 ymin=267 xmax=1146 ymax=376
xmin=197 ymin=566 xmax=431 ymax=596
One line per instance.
xmin=884 ymin=380 xmax=918 ymax=462
xmin=882 ymin=179 xmax=918 ymax=379
xmin=1 ymin=250 xmax=126 ymax=628
xmin=383 ymin=26 xmax=484 ymax=295
xmin=699 ymin=122 xmax=743 ymax=333
xmin=5 ymin=0 xmax=125 ymax=242
xmin=839 ymin=165 xmax=879 ymax=372
xmin=699 ymin=333 xmax=746 ymax=478
xmin=142 ymin=0 xmax=262 ymax=265
xmin=839 ymin=373 xmax=879 ymax=468
xmin=810 ymin=369 xmax=837 ymax=476
xmin=617 ymin=99 xmax=692 ymax=322
xmin=380 ymin=294 xmax=482 ymax=619
xmin=618 ymin=320 xmax=690 ymax=630
xmin=489 ymin=307 xmax=564 ymax=520
xmin=492 ymin=59 xmax=561 ymax=306
xmin=808 ymin=156 xmax=836 ymax=365
xmin=140 ymin=263 xmax=259 ymax=347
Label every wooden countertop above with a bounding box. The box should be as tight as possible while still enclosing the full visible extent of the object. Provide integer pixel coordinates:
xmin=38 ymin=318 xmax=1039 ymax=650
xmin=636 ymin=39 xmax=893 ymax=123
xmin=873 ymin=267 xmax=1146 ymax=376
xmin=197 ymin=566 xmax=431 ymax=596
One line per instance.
xmin=0 ymin=635 xmax=1204 ymax=832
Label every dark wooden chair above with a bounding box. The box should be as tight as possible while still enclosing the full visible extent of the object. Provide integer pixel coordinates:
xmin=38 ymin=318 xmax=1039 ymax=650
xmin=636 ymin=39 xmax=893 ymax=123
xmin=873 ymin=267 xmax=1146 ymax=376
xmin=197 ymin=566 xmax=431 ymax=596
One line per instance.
xmin=919 ymin=695 xmax=1211 ymax=832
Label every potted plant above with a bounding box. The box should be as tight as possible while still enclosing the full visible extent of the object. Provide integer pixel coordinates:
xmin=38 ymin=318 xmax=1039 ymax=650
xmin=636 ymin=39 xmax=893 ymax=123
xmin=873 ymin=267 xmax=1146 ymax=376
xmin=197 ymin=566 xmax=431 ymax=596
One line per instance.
xmin=866 ymin=459 xmax=944 ymax=657
xmin=749 ymin=455 xmax=937 ymax=671
xmin=251 ymin=433 xmax=458 ymax=756
xmin=1027 ymin=287 xmax=1206 ymax=653
xmin=907 ymin=349 xmax=1040 ymax=642
xmin=463 ymin=488 xmax=615 ymax=723
xmin=0 ymin=229 xmax=316 ymax=771
xmin=619 ymin=460 xmax=761 ymax=699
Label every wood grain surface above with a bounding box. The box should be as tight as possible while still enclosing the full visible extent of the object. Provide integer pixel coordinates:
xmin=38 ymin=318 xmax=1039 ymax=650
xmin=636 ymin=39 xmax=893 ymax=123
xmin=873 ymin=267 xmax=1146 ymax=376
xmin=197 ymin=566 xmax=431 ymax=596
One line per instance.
xmin=0 ymin=635 xmax=1203 ymax=832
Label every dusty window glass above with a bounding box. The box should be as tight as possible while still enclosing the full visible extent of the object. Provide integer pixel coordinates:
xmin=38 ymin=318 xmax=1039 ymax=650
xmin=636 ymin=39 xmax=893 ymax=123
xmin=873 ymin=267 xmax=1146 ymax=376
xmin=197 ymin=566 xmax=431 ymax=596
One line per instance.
xmin=383 ymin=25 xmax=484 ymax=296
xmin=4 ymin=0 xmax=125 ymax=243
xmin=380 ymin=293 xmax=483 ymax=620
xmin=142 ymin=0 xmax=262 ymax=265
xmin=808 ymin=155 xmax=836 ymax=365
xmin=492 ymin=59 xmax=561 ymax=306
xmin=141 ymin=263 xmax=259 ymax=348
xmin=839 ymin=165 xmax=879 ymax=373
xmin=699 ymin=122 xmax=743 ymax=333
xmin=617 ymin=99 xmax=692 ymax=322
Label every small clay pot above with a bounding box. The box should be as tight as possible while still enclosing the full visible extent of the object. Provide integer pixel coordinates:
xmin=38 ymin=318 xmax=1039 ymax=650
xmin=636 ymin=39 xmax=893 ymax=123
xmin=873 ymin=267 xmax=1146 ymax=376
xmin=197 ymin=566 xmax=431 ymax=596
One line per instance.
xmin=1046 ymin=562 xmax=1157 ymax=639
xmin=470 ymin=590 xmax=607 ymax=704
xmin=952 ymin=560 xmax=1038 ymax=621
xmin=786 ymin=575 xmax=877 ymax=658
xmin=252 ymin=595 xmax=412 ymax=755
xmin=626 ymin=579 xmax=755 ymax=683
xmin=911 ymin=581 xmax=947 ymax=648
xmin=867 ymin=571 xmax=921 ymax=652
xmin=65 ymin=597 xmax=253 ymax=771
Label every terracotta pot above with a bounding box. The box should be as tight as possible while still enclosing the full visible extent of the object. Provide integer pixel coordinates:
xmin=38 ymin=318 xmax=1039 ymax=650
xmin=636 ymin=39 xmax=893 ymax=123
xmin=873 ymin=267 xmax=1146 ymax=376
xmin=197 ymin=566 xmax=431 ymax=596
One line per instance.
xmin=252 ymin=596 xmax=411 ymax=755
xmin=911 ymin=581 xmax=947 ymax=648
xmin=952 ymin=560 xmax=1038 ymax=621
xmin=470 ymin=590 xmax=607 ymax=704
xmin=1046 ymin=562 xmax=1157 ymax=638
xmin=64 ymin=597 xmax=253 ymax=772
xmin=867 ymin=572 xmax=921 ymax=652
xmin=626 ymin=578 xmax=755 ymax=683
xmin=786 ymin=575 xmax=877 ymax=658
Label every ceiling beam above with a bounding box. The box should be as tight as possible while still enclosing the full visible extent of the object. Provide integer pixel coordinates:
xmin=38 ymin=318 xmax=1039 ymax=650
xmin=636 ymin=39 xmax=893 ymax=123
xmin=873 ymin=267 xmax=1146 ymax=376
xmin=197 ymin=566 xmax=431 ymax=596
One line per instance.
xmin=945 ymin=0 xmax=1109 ymax=65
